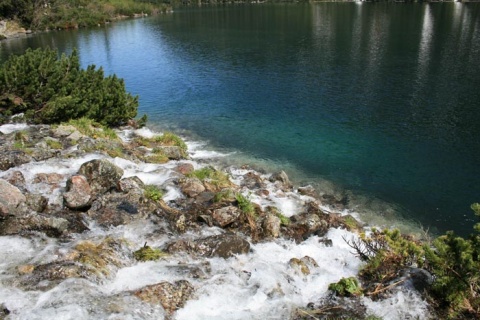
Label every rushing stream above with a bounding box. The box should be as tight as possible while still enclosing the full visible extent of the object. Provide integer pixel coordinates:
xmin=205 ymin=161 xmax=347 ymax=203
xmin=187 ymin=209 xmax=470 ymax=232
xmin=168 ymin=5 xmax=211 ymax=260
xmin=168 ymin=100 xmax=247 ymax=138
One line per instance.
xmin=0 ymin=123 xmax=430 ymax=319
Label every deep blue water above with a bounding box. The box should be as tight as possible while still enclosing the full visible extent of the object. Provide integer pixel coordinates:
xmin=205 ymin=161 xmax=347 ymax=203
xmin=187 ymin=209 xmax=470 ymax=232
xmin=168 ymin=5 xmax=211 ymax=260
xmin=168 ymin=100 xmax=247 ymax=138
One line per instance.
xmin=1 ymin=3 xmax=480 ymax=235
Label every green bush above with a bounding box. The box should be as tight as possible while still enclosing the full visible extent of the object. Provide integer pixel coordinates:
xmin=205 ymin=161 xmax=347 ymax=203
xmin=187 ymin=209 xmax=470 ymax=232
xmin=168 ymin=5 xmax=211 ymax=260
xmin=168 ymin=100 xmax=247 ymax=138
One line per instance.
xmin=144 ymin=185 xmax=163 ymax=201
xmin=328 ymin=277 xmax=362 ymax=297
xmin=0 ymin=48 xmax=139 ymax=127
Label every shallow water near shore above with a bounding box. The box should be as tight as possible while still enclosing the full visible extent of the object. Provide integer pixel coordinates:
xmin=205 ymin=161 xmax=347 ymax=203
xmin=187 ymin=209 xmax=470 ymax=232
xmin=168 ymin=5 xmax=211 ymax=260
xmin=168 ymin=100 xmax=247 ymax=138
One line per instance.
xmin=1 ymin=3 xmax=480 ymax=235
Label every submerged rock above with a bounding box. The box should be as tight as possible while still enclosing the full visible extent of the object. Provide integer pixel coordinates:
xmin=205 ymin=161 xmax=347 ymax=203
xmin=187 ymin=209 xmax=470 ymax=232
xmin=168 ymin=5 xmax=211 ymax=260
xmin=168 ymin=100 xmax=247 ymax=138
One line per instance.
xmin=167 ymin=233 xmax=250 ymax=259
xmin=0 ymin=212 xmax=69 ymax=237
xmin=134 ymin=280 xmax=194 ymax=314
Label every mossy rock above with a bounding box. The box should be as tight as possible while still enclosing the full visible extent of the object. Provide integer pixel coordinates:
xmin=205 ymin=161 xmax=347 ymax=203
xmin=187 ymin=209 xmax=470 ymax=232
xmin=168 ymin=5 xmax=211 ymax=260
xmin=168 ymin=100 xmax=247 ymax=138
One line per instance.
xmin=133 ymin=245 xmax=167 ymax=262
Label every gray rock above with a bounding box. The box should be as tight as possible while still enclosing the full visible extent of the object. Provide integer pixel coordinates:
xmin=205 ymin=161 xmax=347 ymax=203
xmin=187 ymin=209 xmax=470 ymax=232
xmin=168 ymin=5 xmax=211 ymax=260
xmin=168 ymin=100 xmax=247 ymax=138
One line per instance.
xmin=0 ymin=213 xmax=69 ymax=237
xmin=117 ymin=176 xmax=145 ymax=194
xmin=26 ymin=194 xmax=48 ymax=213
xmin=263 ymin=213 xmax=281 ymax=238
xmin=32 ymin=173 xmax=64 ymax=185
xmin=134 ymin=280 xmax=194 ymax=314
xmin=269 ymin=170 xmax=292 ymax=188
xmin=157 ymin=146 xmax=186 ymax=160
xmin=64 ymin=175 xmax=92 ymax=209
xmin=78 ymin=159 xmax=124 ymax=194
xmin=52 ymin=125 xmax=77 ymax=137
xmin=0 ymin=150 xmax=32 ymax=171
xmin=30 ymin=148 xmax=60 ymax=161
xmin=4 ymin=170 xmax=26 ymax=192
xmin=212 ymin=205 xmax=242 ymax=227
xmin=168 ymin=233 xmax=250 ymax=259
xmin=0 ymin=179 xmax=26 ymax=217
xmin=181 ymin=177 xmax=205 ymax=198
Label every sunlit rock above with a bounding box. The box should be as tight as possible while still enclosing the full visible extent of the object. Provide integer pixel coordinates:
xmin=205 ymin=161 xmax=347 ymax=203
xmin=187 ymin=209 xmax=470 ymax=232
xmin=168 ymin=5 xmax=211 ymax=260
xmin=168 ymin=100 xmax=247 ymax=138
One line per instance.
xmin=78 ymin=159 xmax=124 ymax=194
xmin=134 ymin=280 xmax=194 ymax=314
xmin=0 ymin=179 xmax=26 ymax=217
xmin=212 ymin=205 xmax=242 ymax=227
xmin=64 ymin=175 xmax=92 ymax=209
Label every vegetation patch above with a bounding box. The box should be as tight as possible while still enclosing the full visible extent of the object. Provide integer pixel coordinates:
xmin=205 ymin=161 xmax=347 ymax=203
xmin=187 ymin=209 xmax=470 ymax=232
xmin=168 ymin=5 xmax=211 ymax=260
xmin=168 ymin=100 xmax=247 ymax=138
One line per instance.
xmin=45 ymin=139 xmax=63 ymax=150
xmin=133 ymin=244 xmax=167 ymax=262
xmin=144 ymin=185 xmax=163 ymax=202
xmin=235 ymin=193 xmax=255 ymax=217
xmin=66 ymin=118 xmax=119 ymax=140
xmin=187 ymin=167 xmax=231 ymax=189
xmin=328 ymin=277 xmax=363 ymax=297
xmin=213 ymin=189 xmax=235 ymax=203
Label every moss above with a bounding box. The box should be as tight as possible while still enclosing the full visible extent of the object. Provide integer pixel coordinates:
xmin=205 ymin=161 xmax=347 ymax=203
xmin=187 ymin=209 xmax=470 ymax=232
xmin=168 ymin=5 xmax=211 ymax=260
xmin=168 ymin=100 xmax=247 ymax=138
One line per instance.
xmin=133 ymin=245 xmax=167 ymax=262
xmin=74 ymin=238 xmax=123 ymax=277
xmin=328 ymin=277 xmax=362 ymax=297
xmin=145 ymin=153 xmax=169 ymax=164
xmin=144 ymin=185 xmax=163 ymax=202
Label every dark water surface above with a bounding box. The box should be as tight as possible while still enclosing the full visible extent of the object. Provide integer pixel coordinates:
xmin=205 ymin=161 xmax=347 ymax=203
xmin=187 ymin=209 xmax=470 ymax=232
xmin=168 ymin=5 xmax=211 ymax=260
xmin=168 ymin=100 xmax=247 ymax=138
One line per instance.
xmin=2 ymin=3 xmax=480 ymax=235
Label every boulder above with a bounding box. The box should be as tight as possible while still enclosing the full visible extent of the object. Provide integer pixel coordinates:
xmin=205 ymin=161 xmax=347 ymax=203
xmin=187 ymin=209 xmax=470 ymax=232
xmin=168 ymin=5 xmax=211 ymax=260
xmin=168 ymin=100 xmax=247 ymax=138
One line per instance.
xmin=134 ymin=280 xmax=194 ymax=314
xmin=242 ymin=171 xmax=265 ymax=189
xmin=78 ymin=159 xmax=124 ymax=194
xmin=180 ymin=178 xmax=205 ymax=198
xmin=263 ymin=213 xmax=281 ymax=238
xmin=64 ymin=175 xmax=92 ymax=209
xmin=212 ymin=205 xmax=242 ymax=227
xmin=175 ymin=163 xmax=194 ymax=175
xmin=0 ymin=150 xmax=32 ymax=171
xmin=33 ymin=173 xmax=63 ymax=185
xmin=0 ymin=213 xmax=69 ymax=237
xmin=0 ymin=179 xmax=26 ymax=217
xmin=157 ymin=146 xmax=186 ymax=160
xmin=269 ymin=170 xmax=292 ymax=189
xmin=117 ymin=176 xmax=145 ymax=194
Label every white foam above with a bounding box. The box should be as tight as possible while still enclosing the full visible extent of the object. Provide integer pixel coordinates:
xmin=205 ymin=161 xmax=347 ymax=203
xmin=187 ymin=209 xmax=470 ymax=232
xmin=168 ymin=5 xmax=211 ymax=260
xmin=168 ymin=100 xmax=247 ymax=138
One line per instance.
xmin=0 ymin=123 xmax=29 ymax=134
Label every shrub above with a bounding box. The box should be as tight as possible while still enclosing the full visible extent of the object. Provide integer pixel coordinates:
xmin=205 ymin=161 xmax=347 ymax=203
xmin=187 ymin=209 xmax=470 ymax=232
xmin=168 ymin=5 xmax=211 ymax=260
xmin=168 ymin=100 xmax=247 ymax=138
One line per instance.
xmin=0 ymin=48 xmax=139 ymax=127
xmin=235 ymin=193 xmax=255 ymax=217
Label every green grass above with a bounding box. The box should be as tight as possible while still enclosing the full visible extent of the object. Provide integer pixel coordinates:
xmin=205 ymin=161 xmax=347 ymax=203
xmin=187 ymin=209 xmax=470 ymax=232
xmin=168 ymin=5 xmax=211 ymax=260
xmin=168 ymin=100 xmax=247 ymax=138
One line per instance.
xmin=213 ymin=189 xmax=235 ymax=203
xmin=235 ymin=193 xmax=255 ymax=217
xmin=66 ymin=118 xmax=118 ymax=140
xmin=144 ymin=185 xmax=163 ymax=201
xmin=188 ymin=167 xmax=231 ymax=188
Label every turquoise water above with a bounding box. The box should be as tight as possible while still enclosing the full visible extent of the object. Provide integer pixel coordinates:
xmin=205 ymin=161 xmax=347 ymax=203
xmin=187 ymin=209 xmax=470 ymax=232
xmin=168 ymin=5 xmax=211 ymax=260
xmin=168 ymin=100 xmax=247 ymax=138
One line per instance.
xmin=1 ymin=3 xmax=480 ymax=235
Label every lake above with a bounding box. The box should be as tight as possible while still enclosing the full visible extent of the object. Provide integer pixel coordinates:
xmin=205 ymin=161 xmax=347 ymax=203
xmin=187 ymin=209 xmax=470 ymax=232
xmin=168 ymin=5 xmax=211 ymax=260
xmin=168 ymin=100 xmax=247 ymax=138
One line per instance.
xmin=1 ymin=3 xmax=480 ymax=235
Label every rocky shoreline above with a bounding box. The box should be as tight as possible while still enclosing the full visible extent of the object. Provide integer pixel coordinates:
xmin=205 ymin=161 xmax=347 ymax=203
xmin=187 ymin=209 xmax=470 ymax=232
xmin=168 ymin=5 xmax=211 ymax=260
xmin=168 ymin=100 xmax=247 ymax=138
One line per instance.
xmin=0 ymin=121 xmax=430 ymax=319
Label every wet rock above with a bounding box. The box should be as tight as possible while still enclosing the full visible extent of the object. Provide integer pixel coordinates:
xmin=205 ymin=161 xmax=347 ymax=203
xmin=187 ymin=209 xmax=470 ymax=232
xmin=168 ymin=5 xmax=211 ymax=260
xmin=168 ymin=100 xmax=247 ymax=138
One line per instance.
xmin=3 ymin=170 xmax=26 ymax=192
xmin=87 ymin=191 xmax=155 ymax=227
xmin=242 ymin=171 xmax=265 ymax=189
xmin=64 ymin=175 xmax=92 ymax=209
xmin=134 ymin=280 xmax=194 ymax=314
xmin=19 ymin=261 xmax=90 ymax=290
xmin=0 ymin=179 xmax=26 ymax=217
xmin=180 ymin=177 xmax=205 ymax=198
xmin=167 ymin=234 xmax=250 ymax=259
xmin=175 ymin=163 xmax=194 ymax=175
xmin=400 ymin=268 xmax=433 ymax=292
xmin=297 ymin=185 xmax=317 ymax=198
xmin=0 ymin=150 xmax=32 ymax=171
xmin=0 ymin=213 xmax=69 ymax=237
xmin=118 ymin=176 xmax=145 ymax=193
xmin=288 ymin=257 xmax=311 ymax=275
xmin=25 ymin=194 xmax=48 ymax=213
xmin=269 ymin=170 xmax=292 ymax=189
xmin=212 ymin=205 xmax=242 ymax=227
xmin=288 ymin=213 xmax=329 ymax=241
xmin=30 ymin=148 xmax=60 ymax=161
xmin=301 ymin=256 xmax=319 ymax=269
xmin=263 ymin=213 xmax=281 ymax=238
xmin=0 ymin=303 xmax=10 ymax=318
xmin=157 ymin=146 xmax=186 ymax=160
xmin=78 ymin=159 xmax=124 ymax=194
xmin=33 ymin=173 xmax=63 ymax=185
